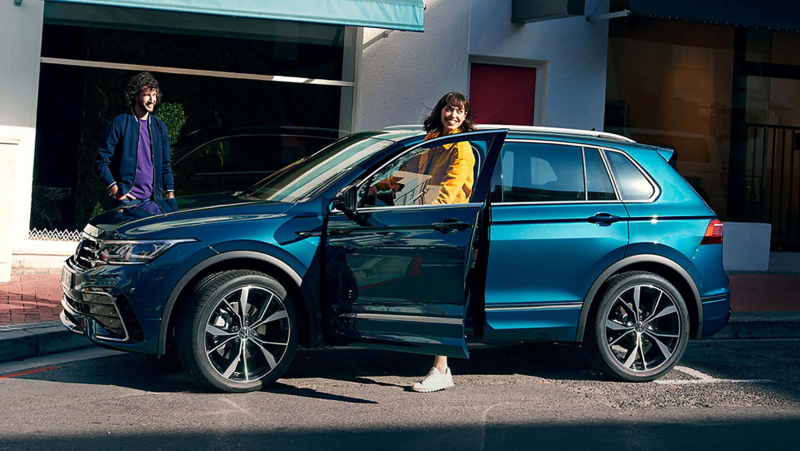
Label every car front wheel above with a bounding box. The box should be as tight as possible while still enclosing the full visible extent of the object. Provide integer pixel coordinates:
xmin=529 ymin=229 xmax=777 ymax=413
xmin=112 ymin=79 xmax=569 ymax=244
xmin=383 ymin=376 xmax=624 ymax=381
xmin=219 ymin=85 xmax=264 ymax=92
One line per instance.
xmin=586 ymin=271 xmax=690 ymax=382
xmin=176 ymin=270 xmax=297 ymax=392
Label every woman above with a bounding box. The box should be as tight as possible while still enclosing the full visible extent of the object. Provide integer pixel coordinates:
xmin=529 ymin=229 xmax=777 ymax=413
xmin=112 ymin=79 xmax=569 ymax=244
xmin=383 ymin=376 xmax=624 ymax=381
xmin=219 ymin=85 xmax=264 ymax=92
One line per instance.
xmin=411 ymin=91 xmax=477 ymax=393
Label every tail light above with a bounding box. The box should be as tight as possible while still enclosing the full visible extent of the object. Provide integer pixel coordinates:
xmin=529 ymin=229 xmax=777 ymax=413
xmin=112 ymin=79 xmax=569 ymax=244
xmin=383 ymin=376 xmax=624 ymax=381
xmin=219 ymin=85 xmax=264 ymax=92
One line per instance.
xmin=700 ymin=219 xmax=723 ymax=245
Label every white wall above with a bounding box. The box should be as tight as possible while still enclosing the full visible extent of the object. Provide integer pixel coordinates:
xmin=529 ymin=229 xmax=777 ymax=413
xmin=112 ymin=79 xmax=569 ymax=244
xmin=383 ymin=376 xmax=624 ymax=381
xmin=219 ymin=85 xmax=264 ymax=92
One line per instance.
xmin=469 ymin=0 xmax=609 ymax=130
xmin=357 ymin=0 xmax=472 ymax=131
xmin=0 ymin=0 xmax=45 ymax=280
xmin=356 ymin=0 xmax=610 ymax=132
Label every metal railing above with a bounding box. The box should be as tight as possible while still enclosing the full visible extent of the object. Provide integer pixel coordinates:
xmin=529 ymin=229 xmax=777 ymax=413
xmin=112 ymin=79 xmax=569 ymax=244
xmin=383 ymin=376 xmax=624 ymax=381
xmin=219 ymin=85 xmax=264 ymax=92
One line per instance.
xmin=746 ymin=123 xmax=800 ymax=250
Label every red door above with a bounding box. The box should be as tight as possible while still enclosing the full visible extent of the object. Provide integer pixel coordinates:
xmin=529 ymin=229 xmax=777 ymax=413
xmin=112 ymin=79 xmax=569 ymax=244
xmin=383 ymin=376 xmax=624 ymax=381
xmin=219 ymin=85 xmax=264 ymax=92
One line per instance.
xmin=469 ymin=63 xmax=536 ymax=126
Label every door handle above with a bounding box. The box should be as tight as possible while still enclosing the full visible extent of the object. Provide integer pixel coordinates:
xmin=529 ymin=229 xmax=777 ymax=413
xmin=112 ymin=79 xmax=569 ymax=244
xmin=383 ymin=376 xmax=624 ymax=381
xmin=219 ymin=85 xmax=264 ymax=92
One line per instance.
xmin=431 ymin=218 xmax=471 ymax=233
xmin=588 ymin=213 xmax=622 ymax=224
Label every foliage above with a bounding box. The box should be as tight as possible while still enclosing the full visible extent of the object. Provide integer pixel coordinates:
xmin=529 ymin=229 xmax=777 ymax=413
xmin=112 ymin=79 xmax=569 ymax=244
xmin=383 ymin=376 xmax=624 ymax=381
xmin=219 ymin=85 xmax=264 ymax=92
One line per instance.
xmin=155 ymin=102 xmax=187 ymax=145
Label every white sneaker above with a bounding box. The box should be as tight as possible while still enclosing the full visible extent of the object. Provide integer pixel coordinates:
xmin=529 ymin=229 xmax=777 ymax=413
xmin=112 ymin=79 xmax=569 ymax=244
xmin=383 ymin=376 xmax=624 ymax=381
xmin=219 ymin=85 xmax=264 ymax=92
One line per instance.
xmin=412 ymin=367 xmax=454 ymax=393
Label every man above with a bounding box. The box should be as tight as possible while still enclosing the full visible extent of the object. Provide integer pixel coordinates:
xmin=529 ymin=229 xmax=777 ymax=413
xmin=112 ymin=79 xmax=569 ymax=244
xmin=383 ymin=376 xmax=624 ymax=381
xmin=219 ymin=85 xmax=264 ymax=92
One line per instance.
xmin=93 ymin=72 xmax=175 ymax=209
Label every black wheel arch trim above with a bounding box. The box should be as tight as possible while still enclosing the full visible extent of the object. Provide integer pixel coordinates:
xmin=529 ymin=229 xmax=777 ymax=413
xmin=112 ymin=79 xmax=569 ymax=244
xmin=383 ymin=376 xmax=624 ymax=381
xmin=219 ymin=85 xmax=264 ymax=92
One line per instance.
xmin=575 ymin=254 xmax=703 ymax=342
xmin=157 ymin=250 xmax=311 ymax=355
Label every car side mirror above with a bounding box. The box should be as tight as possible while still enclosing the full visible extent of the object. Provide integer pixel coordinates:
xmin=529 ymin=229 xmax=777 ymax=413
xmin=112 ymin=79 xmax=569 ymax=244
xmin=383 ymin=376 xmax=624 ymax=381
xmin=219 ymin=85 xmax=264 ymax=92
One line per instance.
xmin=333 ymin=185 xmax=357 ymax=218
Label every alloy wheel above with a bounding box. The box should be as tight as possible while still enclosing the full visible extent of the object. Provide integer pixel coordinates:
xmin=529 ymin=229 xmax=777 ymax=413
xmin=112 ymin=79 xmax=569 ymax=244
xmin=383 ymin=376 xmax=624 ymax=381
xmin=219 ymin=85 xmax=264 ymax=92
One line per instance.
xmin=204 ymin=285 xmax=291 ymax=383
xmin=604 ymin=284 xmax=682 ymax=373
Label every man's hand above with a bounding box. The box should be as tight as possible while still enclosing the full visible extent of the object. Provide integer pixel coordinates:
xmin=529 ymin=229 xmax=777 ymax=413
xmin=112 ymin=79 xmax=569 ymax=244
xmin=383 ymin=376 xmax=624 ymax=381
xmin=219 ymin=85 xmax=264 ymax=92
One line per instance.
xmin=165 ymin=191 xmax=175 ymax=200
xmin=109 ymin=184 xmax=134 ymax=201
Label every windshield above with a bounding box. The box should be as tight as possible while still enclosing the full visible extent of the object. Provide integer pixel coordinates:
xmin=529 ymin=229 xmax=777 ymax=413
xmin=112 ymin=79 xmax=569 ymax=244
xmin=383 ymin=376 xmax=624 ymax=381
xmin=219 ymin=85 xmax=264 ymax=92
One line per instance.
xmin=243 ymin=135 xmax=393 ymax=203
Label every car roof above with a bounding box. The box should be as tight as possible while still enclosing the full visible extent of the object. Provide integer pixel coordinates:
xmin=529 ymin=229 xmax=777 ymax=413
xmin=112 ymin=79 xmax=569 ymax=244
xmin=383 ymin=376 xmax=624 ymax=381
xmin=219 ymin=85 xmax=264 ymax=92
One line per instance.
xmin=377 ymin=124 xmax=674 ymax=160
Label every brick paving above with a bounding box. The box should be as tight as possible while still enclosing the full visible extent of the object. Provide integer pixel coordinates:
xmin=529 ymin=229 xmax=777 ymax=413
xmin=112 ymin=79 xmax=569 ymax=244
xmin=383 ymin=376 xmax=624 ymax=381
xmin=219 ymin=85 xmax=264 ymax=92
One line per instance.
xmin=0 ymin=273 xmax=63 ymax=326
xmin=0 ymin=272 xmax=797 ymax=327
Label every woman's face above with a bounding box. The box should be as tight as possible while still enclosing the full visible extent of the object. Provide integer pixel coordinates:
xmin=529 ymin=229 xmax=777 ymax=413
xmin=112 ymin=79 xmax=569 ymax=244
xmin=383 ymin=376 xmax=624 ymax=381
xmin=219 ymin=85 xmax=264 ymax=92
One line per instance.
xmin=440 ymin=102 xmax=466 ymax=134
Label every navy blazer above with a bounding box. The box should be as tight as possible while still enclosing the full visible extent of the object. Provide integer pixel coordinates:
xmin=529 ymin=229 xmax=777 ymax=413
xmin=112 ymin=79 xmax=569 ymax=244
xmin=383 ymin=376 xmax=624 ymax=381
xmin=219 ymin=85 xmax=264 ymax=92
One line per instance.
xmin=93 ymin=111 xmax=175 ymax=199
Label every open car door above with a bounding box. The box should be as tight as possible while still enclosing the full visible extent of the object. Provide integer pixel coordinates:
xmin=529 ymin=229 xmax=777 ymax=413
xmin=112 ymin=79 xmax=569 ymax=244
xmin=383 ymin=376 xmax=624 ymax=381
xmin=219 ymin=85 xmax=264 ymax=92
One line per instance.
xmin=323 ymin=130 xmax=507 ymax=358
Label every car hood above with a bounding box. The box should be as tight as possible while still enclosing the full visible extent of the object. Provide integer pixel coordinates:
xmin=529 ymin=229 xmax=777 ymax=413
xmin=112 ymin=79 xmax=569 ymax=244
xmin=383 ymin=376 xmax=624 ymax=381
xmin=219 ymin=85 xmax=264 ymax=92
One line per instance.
xmin=85 ymin=193 xmax=292 ymax=239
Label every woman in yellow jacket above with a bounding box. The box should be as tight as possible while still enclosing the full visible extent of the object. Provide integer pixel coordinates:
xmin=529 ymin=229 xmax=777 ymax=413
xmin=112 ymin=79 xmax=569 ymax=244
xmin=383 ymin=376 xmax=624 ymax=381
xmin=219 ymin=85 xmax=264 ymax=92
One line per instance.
xmin=411 ymin=91 xmax=478 ymax=393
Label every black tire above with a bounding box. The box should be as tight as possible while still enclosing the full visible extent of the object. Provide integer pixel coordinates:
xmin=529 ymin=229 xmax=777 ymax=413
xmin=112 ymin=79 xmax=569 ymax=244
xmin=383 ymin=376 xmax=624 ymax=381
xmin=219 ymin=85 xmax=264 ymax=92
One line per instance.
xmin=585 ymin=271 xmax=690 ymax=382
xmin=176 ymin=270 xmax=297 ymax=392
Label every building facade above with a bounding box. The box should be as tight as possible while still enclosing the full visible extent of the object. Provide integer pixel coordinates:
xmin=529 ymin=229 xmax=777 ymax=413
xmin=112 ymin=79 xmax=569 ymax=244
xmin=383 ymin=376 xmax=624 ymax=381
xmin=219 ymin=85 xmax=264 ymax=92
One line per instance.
xmin=2 ymin=0 xmax=797 ymax=280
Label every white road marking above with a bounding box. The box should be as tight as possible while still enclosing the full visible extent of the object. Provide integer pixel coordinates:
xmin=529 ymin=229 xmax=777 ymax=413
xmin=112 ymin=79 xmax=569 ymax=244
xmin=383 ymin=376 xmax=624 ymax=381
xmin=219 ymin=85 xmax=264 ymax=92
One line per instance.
xmin=674 ymin=366 xmax=714 ymax=380
xmin=222 ymin=397 xmax=249 ymax=413
xmin=655 ymin=379 xmax=773 ymax=385
xmin=656 ymin=365 xmax=773 ymax=385
xmin=0 ymin=347 xmax=123 ymax=376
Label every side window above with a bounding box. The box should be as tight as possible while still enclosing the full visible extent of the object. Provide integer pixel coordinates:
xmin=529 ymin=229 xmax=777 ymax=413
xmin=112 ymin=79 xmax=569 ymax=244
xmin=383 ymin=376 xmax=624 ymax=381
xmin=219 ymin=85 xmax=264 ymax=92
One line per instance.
xmin=605 ymin=150 xmax=655 ymax=201
xmin=497 ymin=142 xmax=585 ymax=202
xmin=585 ymin=147 xmax=617 ymax=201
xmin=358 ymin=138 xmax=485 ymax=208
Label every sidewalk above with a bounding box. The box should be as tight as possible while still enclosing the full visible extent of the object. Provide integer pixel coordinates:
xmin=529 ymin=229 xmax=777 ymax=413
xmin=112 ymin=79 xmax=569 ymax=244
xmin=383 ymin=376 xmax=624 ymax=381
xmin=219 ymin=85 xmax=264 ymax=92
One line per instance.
xmin=1 ymin=271 xmax=799 ymax=363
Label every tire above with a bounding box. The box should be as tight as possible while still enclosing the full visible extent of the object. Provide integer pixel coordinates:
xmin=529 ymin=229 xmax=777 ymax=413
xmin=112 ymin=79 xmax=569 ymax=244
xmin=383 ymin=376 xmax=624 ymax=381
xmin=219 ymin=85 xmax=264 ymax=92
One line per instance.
xmin=585 ymin=271 xmax=690 ymax=382
xmin=176 ymin=270 xmax=297 ymax=392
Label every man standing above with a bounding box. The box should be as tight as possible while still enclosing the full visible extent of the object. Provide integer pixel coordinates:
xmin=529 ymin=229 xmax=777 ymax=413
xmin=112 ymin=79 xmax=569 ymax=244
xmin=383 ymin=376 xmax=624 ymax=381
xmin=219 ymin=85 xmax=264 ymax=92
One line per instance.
xmin=93 ymin=72 xmax=175 ymax=209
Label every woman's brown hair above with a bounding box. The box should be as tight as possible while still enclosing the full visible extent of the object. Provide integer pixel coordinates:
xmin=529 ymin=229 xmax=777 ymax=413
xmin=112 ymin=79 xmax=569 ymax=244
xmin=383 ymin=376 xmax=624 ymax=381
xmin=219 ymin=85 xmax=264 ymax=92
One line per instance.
xmin=423 ymin=91 xmax=477 ymax=134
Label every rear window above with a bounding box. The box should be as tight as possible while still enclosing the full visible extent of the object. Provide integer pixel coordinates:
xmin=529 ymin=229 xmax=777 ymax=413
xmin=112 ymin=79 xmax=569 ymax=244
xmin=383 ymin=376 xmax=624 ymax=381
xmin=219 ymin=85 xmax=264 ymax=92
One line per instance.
xmin=605 ymin=150 xmax=655 ymax=201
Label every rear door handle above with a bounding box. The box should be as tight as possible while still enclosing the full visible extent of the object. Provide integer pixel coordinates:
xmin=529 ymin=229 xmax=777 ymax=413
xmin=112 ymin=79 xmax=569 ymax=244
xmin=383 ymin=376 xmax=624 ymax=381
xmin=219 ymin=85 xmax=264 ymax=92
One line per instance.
xmin=431 ymin=218 xmax=471 ymax=233
xmin=588 ymin=213 xmax=622 ymax=224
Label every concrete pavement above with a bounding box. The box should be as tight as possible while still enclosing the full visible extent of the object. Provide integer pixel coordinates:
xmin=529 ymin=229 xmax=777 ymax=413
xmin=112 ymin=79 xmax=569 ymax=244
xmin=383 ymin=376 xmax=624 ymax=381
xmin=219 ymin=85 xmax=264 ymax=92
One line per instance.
xmin=1 ymin=269 xmax=798 ymax=364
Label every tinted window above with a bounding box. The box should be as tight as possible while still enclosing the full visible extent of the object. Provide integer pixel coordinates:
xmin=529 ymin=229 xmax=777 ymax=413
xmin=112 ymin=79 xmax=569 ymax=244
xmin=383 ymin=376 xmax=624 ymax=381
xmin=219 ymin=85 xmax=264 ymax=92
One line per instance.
xmin=497 ymin=142 xmax=585 ymax=202
xmin=605 ymin=151 xmax=655 ymax=201
xmin=585 ymin=147 xmax=617 ymax=201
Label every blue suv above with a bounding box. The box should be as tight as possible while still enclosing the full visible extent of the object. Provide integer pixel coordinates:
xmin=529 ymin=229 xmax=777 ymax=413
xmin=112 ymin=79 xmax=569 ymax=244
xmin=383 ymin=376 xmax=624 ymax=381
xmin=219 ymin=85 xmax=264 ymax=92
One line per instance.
xmin=61 ymin=126 xmax=731 ymax=392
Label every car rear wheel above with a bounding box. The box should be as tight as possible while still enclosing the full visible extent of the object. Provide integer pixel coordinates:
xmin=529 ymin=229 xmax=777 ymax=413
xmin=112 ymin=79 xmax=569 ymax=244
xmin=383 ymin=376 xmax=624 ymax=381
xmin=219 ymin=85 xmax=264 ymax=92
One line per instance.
xmin=586 ymin=271 xmax=689 ymax=382
xmin=176 ymin=270 xmax=297 ymax=392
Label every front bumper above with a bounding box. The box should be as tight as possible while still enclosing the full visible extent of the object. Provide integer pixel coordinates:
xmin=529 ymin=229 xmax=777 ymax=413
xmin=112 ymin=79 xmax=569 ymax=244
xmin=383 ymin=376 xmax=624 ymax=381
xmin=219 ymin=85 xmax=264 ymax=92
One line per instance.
xmin=60 ymin=261 xmax=143 ymax=345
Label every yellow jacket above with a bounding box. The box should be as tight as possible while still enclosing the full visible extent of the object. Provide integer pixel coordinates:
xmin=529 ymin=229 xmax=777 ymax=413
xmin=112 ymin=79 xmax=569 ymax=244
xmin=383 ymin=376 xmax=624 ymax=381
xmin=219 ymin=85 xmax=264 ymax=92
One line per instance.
xmin=405 ymin=130 xmax=475 ymax=204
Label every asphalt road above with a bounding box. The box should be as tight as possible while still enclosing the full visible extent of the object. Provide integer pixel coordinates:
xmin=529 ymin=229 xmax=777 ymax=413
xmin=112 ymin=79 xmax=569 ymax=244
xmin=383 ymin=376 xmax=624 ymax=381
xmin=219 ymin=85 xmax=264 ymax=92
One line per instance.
xmin=1 ymin=339 xmax=798 ymax=450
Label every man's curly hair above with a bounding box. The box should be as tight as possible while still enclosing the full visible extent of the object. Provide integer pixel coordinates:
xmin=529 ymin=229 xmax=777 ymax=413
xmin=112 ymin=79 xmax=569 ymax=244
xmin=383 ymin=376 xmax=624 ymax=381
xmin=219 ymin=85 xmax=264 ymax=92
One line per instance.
xmin=125 ymin=72 xmax=161 ymax=107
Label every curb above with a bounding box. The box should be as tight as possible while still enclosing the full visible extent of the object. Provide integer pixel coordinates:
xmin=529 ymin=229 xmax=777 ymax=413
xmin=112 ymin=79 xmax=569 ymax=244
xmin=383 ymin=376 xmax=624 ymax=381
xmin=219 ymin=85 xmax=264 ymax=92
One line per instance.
xmin=0 ymin=320 xmax=93 ymax=364
xmin=703 ymin=312 xmax=800 ymax=340
xmin=1 ymin=312 xmax=799 ymax=364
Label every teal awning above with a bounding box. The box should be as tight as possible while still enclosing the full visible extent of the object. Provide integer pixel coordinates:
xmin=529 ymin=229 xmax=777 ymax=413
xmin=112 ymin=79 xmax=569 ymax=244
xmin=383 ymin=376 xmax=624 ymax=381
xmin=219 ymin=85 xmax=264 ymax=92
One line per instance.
xmin=45 ymin=0 xmax=425 ymax=31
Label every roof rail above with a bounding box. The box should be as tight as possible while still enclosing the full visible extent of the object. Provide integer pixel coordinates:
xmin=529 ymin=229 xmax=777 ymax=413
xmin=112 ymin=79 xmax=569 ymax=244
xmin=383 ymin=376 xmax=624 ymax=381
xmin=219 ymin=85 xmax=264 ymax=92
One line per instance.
xmin=383 ymin=124 xmax=636 ymax=143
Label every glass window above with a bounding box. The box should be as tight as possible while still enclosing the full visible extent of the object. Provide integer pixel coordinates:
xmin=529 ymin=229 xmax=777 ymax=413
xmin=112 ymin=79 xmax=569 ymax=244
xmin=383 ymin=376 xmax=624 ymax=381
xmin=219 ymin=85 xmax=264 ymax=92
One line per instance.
xmin=496 ymin=142 xmax=585 ymax=203
xmin=605 ymin=151 xmax=655 ymax=201
xmin=359 ymin=138 xmax=485 ymax=208
xmin=585 ymin=148 xmax=616 ymax=201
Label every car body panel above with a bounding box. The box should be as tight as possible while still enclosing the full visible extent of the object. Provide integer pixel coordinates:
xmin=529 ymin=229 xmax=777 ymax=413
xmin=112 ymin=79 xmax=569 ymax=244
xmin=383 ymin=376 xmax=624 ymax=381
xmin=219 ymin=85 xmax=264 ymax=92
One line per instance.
xmin=484 ymin=202 xmax=629 ymax=342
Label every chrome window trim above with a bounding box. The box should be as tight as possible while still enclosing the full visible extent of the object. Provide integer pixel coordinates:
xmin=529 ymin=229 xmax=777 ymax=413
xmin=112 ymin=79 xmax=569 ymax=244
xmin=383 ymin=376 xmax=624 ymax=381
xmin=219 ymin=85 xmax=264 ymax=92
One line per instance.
xmin=492 ymin=200 xmax=623 ymax=207
xmin=339 ymin=313 xmax=463 ymax=325
xmin=599 ymin=147 xmax=661 ymax=203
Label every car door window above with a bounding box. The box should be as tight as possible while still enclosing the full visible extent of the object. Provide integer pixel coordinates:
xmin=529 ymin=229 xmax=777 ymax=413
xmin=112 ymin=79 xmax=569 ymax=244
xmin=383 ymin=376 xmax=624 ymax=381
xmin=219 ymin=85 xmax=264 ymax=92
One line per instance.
xmin=358 ymin=137 xmax=486 ymax=208
xmin=605 ymin=150 xmax=655 ymax=201
xmin=585 ymin=147 xmax=617 ymax=201
xmin=496 ymin=142 xmax=585 ymax=202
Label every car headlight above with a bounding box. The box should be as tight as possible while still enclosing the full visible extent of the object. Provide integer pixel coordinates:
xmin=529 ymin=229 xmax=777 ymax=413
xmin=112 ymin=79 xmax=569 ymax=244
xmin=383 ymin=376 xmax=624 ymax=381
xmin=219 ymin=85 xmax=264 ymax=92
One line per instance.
xmin=96 ymin=239 xmax=195 ymax=265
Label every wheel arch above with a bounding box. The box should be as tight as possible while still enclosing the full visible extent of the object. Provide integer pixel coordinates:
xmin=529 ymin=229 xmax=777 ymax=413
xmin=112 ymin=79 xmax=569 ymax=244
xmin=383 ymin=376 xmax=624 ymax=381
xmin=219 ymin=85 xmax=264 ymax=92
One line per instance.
xmin=575 ymin=255 xmax=703 ymax=342
xmin=158 ymin=251 xmax=317 ymax=355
